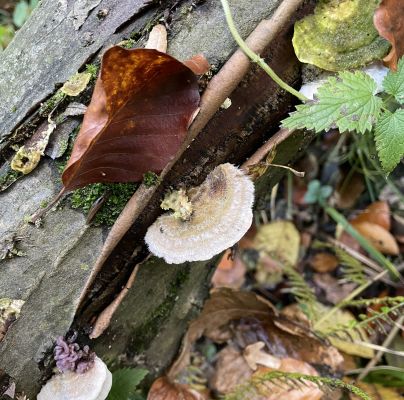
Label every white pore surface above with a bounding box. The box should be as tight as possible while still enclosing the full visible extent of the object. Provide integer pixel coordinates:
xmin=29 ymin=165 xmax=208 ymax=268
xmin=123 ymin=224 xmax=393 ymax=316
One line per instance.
xmin=145 ymin=163 xmax=255 ymax=264
xmin=37 ymin=357 xmax=112 ymax=400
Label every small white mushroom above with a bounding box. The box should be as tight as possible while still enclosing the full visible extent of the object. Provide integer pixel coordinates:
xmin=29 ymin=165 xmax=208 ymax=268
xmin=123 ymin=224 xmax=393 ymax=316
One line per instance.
xmin=37 ymin=356 xmax=112 ymax=400
xmin=145 ymin=163 xmax=254 ymax=264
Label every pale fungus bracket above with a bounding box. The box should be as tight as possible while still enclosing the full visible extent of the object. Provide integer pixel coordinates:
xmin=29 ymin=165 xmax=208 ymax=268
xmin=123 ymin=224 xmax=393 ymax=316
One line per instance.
xmin=145 ymin=163 xmax=255 ymax=264
xmin=37 ymin=356 xmax=112 ymax=400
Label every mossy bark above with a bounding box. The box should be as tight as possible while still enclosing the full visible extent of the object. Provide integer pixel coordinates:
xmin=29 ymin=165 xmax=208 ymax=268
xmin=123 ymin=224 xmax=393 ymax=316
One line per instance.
xmin=0 ymin=0 xmax=315 ymax=397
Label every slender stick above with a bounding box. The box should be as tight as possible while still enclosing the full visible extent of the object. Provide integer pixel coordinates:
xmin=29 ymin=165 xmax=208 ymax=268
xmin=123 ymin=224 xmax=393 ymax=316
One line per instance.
xmin=220 ymin=0 xmax=307 ymax=102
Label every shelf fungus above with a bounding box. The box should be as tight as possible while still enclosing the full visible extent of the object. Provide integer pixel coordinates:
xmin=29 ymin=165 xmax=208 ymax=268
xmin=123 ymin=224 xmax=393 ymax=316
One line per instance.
xmin=293 ymin=0 xmax=390 ymax=71
xmin=38 ymin=337 xmax=112 ymax=400
xmin=145 ymin=163 xmax=255 ymax=264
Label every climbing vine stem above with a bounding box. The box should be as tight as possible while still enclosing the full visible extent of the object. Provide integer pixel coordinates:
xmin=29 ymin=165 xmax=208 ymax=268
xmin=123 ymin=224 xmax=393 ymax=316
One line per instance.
xmin=220 ymin=0 xmax=307 ymax=102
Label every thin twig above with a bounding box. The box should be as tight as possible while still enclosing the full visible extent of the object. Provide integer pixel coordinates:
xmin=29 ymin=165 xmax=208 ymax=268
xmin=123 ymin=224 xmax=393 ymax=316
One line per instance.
xmin=358 ymin=315 xmax=404 ymax=381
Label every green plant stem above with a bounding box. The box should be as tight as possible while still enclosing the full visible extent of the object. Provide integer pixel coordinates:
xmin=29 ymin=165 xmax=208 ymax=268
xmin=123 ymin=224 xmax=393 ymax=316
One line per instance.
xmin=220 ymin=0 xmax=307 ymax=102
xmin=320 ymin=201 xmax=401 ymax=279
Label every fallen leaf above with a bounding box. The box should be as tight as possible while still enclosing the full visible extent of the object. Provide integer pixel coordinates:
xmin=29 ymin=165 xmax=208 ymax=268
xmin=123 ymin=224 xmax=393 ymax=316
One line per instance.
xmin=351 ymin=221 xmax=399 ymax=255
xmin=169 ymin=288 xmax=276 ymax=377
xmin=62 ymin=46 xmax=200 ymax=191
xmin=147 ymin=377 xmax=204 ymax=400
xmin=351 ymin=201 xmax=391 ymax=230
xmin=314 ymin=303 xmax=374 ymax=358
xmin=211 ymin=252 xmax=246 ymax=289
xmin=243 ymin=342 xmax=281 ymax=370
xmin=170 ymin=289 xmax=343 ymax=380
xmin=309 ymin=252 xmax=339 ymax=273
xmin=313 ymin=273 xmax=356 ymax=304
xmin=210 ymin=346 xmax=253 ymax=394
xmin=374 ymin=0 xmax=404 ymax=70
xmin=183 ymin=54 xmax=211 ymax=75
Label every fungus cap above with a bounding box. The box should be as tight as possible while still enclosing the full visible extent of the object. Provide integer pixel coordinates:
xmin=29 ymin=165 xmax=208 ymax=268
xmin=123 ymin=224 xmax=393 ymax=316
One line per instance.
xmin=37 ymin=356 xmax=112 ymax=400
xmin=145 ymin=163 xmax=254 ymax=264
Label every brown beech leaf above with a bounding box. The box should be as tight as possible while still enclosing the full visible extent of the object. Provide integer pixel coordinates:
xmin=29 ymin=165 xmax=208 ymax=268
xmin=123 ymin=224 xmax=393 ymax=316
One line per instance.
xmin=351 ymin=200 xmax=391 ymax=230
xmin=374 ymin=0 xmax=404 ymax=70
xmin=351 ymin=221 xmax=399 ymax=255
xmin=62 ymin=46 xmax=200 ymax=191
xmin=147 ymin=377 xmax=204 ymax=400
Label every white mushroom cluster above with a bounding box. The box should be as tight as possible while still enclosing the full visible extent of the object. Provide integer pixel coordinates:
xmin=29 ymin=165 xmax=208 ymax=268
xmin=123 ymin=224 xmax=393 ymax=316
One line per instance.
xmin=37 ymin=356 xmax=112 ymax=400
xmin=145 ymin=163 xmax=255 ymax=264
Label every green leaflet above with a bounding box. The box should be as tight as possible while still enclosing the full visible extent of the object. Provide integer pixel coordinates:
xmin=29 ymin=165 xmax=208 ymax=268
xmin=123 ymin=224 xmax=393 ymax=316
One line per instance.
xmin=282 ymin=71 xmax=383 ymax=134
xmin=107 ymin=368 xmax=148 ymax=400
xmin=383 ymin=58 xmax=404 ymax=104
xmin=374 ymin=109 xmax=404 ymax=173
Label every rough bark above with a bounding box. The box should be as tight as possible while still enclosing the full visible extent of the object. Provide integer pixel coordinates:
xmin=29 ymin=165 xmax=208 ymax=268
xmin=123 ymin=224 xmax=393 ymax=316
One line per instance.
xmin=0 ymin=0 xmax=314 ymax=397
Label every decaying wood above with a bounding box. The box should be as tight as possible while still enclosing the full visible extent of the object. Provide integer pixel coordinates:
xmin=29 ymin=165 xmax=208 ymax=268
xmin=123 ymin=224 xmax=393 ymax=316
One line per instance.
xmin=0 ymin=0 xmax=317 ymax=397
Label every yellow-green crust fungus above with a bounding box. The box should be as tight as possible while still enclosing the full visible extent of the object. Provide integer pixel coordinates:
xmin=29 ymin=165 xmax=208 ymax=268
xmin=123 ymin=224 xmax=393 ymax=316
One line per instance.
xmin=293 ymin=0 xmax=391 ymax=72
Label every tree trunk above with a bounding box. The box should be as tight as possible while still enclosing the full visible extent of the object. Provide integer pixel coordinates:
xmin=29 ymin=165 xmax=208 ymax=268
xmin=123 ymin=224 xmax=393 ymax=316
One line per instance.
xmin=0 ymin=0 xmax=314 ymax=397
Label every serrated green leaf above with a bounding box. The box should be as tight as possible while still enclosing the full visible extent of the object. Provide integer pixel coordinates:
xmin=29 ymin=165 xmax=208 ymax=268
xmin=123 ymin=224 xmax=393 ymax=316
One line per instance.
xmin=107 ymin=368 xmax=148 ymax=400
xmin=13 ymin=1 xmax=30 ymax=28
xmin=283 ymin=71 xmax=383 ymax=134
xmin=383 ymin=58 xmax=404 ymax=104
xmin=374 ymin=109 xmax=404 ymax=173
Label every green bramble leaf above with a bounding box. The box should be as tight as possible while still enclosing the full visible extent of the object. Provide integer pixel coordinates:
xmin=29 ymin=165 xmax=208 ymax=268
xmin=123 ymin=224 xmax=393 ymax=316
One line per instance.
xmin=107 ymin=368 xmax=148 ymax=400
xmin=282 ymin=71 xmax=383 ymax=134
xmin=383 ymin=57 xmax=404 ymax=104
xmin=374 ymin=109 xmax=404 ymax=173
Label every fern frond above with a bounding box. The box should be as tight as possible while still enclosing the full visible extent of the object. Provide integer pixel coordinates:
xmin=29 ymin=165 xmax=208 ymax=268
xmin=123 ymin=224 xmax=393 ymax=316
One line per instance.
xmin=341 ymin=296 xmax=404 ymax=308
xmin=334 ymin=247 xmax=367 ymax=285
xmin=283 ymin=264 xmax=317 ymax=320
xmin=321 ymin=302 xmax=404 ymax=341
xmin=225 ymin=371 xmax=371 ymax=400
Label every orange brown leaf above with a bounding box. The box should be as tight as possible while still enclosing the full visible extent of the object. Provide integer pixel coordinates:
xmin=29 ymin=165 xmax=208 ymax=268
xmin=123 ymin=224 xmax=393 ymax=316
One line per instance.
xmin=62 ymin=46 xmax=200 ymax=191
xmin=147 ymin=377 xmax=204 ymax=400
xmin=374 ymin=0 xmax=404 ymax=70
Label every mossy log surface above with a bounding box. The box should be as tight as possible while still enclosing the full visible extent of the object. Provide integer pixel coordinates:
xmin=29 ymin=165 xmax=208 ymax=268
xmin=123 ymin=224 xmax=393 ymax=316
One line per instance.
xmin=0 ymin=0 xmax=315 ymax=397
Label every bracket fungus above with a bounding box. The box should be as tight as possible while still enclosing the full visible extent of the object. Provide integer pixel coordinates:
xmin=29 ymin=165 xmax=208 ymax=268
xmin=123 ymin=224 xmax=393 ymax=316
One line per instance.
xmin=293 ymin=0 xmax=390 ymax=71
xmin=145 ymin=163 xmax=254 ymax=264
xmin=37 ymin=356 xmax=112 ymax=400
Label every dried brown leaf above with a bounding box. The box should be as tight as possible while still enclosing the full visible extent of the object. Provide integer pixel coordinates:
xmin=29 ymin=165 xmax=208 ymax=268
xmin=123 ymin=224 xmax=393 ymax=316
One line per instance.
xmin=374 ymin=0 xmax=404 ymax=70
xmin=147 ymin=377 xmax=204 ymax=400
xmin=351 ymin=221 xmax=399 ymax=255
xmin=351 ymin=200 xmax=391 ymax=230
xmin=62 ymin=46 xmax=200 ymax=191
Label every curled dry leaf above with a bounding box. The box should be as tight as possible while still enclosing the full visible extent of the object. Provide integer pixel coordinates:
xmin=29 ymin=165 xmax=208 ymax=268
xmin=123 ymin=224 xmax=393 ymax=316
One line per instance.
xmin=243 ymin=342 xmax=280 ymax=370
xmin=145 ymin=164 xmax=254 ymax=264
xmin=374 ymin=0 xmax=404 ymax=70
xmin=170 ymin=289 xmax=343 ymax=380
xmin=62 ymin=46 xmax=200 ymax=191
xmin=210 ymin=346 xmax=253 ymax=394
xmin=169 ymin=288 xmax=276 ymax=377
xmin=147 ymin=377 xmax=204 ymax=400
xmin=183 ymin=54 xmax=211 ymax=75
